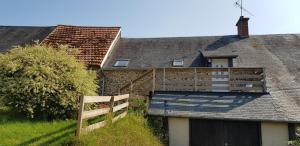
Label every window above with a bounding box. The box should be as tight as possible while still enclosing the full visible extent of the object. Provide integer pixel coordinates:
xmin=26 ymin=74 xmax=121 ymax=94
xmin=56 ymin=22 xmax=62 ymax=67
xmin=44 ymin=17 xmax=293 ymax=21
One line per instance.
xmin=113 ymin=59 xmax=129 ymax=67
xmin=172 ymin=59 xmax=184 ymax=67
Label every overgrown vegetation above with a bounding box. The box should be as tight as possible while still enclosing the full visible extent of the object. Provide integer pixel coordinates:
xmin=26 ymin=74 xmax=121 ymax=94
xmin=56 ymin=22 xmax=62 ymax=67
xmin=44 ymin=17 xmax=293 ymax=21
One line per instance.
xmin=0 ymin=45 xmax=98 ymax=120
xmin=74 ymin=114 xmax=162 ymax=146
xmin=129 ymin=97 xmax=168 ymax=145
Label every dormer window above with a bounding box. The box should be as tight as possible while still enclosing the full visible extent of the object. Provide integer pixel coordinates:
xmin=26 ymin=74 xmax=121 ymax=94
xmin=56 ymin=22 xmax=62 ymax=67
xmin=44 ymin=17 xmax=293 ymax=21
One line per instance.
xmin=113 ymin=59 xmax=129 ymax=67
xmin=172 ymin=59 xmax=184 ymax=67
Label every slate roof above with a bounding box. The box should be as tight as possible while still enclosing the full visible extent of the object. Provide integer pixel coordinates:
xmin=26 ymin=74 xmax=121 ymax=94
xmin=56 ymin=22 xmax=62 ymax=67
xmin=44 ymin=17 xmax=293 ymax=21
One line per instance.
xmin=103 ymin=34 xmax=300 ymax=122
xmin=42 ymin=25 xmax=120 ymax=66
xmin=148 ymin=91 xmax=297 ymax=122
xmin=0 ymin=26 xmax=55 ymax=52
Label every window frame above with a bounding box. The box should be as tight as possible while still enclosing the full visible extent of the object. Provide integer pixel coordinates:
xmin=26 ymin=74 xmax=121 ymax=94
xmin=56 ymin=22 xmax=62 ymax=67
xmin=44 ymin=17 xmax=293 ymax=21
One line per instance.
xmin=113 ymin=59 xmax=130 ymax=67
xmin=172 ymin=59 xmax=184 ymax=67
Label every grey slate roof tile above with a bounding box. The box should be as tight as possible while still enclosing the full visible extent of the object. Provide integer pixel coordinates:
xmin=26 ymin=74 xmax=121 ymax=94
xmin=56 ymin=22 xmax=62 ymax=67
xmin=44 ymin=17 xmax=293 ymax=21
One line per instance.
xmin=0 ymin=26 xmax=55 ymax=52
xmin=148 ymin=91 xmax=297 ymax=122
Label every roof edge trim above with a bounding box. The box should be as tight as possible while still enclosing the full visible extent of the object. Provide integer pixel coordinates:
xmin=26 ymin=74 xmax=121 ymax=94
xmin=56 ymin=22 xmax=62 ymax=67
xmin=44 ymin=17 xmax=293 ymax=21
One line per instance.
xmin=100 ymin=28 xmax=122 ymax=67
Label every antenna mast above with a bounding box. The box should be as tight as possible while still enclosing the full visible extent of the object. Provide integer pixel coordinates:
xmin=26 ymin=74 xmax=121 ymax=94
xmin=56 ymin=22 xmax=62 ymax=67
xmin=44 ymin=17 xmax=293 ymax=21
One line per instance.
xmin=240 ymin=0 xmax=243 ymax=16
xmin=235 ymin=0 xmax=254 ymax=17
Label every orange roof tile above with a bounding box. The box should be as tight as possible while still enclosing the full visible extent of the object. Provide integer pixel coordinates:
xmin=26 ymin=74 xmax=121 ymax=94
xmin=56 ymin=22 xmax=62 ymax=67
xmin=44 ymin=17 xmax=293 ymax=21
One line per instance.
xmin=42 ymin=25 xmax=120 ymax=66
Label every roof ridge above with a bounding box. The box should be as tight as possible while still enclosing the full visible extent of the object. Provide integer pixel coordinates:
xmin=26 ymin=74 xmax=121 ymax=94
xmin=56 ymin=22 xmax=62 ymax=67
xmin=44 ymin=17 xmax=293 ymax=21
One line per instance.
xmin=56 ymin=24 xmax=121 ymax=28
xmin=0 ymin=25 xmax=55 ymax=28
xmin=121 ymin=33 xmax=300 ymax=39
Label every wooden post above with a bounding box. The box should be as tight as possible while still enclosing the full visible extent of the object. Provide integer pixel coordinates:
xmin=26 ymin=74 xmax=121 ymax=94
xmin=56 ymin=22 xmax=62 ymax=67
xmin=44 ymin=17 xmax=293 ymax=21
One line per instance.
xmin=228 ymin=68 xmax=231 ymax=92
xmin=194 ymin=68 xmax=197 ymax=91
xmin=262 ymin=68 xmax=267 ymax=93
xmin=130 ymin=81 xmax=133 ymax=95
xmin=126 ymin=94 xmax=129 ymax=112
xmin=110 ymin=96 xmax=115 ymax=122
xmin=110 ymin=96 xmax=115 ymax=112
xmin=76 ymin=96 xmax=85 ymax=137
xmin=152 ymin=69 xmax=156 ymax=93
xmin=163 ymin=68 xmax=166 ymax=91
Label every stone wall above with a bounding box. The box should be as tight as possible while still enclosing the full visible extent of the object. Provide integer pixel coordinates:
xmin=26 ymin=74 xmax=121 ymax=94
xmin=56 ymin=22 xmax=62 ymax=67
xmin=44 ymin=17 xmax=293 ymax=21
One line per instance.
xmin=99 ymin=69 xmax=153 ymax=96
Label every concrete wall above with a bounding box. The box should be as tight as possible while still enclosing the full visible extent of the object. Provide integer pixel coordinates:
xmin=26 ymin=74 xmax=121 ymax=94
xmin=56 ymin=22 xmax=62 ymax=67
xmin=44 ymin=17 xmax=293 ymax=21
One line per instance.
xmin=261 ymin=122 xmax=289 ymax=146
xmin=168 ymin=118 xmax=189 ymax=146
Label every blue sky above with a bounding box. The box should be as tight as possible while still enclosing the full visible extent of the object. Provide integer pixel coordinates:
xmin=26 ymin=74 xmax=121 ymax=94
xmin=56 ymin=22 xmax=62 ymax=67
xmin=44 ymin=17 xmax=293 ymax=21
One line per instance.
xmin=1 ymin=0 xmax=300 ymax=37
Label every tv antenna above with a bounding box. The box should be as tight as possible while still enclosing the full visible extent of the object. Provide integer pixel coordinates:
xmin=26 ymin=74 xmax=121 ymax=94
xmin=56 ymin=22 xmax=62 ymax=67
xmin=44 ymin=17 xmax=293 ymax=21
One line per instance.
xmin=235 ymin=0 xmax=254 ymax=16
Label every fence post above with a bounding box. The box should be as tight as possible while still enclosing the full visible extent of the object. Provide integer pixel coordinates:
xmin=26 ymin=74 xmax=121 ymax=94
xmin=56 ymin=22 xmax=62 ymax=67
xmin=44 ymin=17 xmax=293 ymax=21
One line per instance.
xmin=130 ymin=81 xmax=133 ymax=95
xmin=126 ymin=94 xmax=129 ymax=112
xmin=163 ymin=68 xmax=166 ymax=91
xmin=110 ymin=96 xmax=115 ymax=122
xmin=194 ymin=68 xmax=197 ymax=91
xmin=152 ymin=69 xmax=156 ymax=93
xmin=76 ymin=96 xmax=84 ymax=137
xmin=228 ymin=68 xmax=231 ymax=92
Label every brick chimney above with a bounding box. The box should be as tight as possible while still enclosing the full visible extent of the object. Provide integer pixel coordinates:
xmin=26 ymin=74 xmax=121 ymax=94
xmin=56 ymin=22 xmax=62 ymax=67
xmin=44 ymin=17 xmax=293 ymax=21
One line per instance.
xmin=236 ymin=16 xmax=250 ymax=38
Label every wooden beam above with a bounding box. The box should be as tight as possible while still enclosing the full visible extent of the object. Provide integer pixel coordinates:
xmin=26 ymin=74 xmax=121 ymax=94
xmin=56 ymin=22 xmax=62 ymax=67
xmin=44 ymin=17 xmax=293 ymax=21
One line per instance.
xmin=82 ymin=108 xmax=110 ymax=120
xmin=119 ymin=69 xmax=153 ymax=92
xmin=114 ymin=94 xmax=129 ymax=102
xmin=113 ymin=102 xmax=129 ymax=112
xmin=83 ymin=96 xmax=111 ymax=103
xmin=230 ymin=74 xmax=263 ymax=79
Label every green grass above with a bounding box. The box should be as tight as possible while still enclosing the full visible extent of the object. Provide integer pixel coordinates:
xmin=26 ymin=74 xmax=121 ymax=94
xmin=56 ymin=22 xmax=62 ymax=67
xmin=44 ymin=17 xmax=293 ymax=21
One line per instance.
xmin=0 ymin=106 xmax=162 ymax=146
xmin=76 ymin=113 xmax=163 ymax=146
xmin=0 ymin=107 xmax=76 ymax=146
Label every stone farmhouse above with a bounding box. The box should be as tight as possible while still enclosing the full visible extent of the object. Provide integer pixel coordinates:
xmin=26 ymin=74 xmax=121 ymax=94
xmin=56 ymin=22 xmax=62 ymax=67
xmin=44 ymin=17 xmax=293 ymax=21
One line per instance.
xmin=1 ymin=16 xmax=300 ymax=146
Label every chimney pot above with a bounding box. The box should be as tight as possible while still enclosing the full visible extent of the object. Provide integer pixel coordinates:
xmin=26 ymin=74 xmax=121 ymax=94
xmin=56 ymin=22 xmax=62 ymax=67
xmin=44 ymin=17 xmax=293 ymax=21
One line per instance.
xmin=236 ymin=16 xmax=250 ymax=38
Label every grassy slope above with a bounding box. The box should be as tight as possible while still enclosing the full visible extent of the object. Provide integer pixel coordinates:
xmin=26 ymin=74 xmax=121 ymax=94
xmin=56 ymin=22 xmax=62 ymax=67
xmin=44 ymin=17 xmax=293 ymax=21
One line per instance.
xmin=0 ymin=107 xmax=76 ymax=146
xmin=0 ymin=107 xmax=162 ymax=146
xmin=77 ymin=114 xmax=162 ymax=146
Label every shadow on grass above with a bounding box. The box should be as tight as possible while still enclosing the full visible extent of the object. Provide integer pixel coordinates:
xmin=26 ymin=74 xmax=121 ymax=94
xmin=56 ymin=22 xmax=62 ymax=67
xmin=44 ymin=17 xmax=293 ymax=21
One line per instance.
xmin=0 ymin=107 xmax=29 ymax=123
xmin=16 ymin=123 xmax=76 ymax=146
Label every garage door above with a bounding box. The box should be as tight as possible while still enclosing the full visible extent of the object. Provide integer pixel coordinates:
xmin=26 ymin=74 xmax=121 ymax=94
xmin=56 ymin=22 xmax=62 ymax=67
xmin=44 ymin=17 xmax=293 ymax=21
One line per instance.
xmin=190 ymin=119 xmax=261 ymax=146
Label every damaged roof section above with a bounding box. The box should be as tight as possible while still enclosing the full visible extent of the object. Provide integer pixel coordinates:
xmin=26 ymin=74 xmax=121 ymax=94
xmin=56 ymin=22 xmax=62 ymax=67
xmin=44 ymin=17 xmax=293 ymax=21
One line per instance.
xmin=148 ymin=91 xmax=298 ymax=122
xmin=0 ymin=26 xmax=55 ymax=52
xmin=42 ymin=25 xmax=121 ymax=66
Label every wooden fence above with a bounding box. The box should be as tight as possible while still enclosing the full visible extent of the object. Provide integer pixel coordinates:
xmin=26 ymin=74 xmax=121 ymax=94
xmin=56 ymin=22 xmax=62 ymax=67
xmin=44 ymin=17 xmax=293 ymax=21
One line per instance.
xmin=76 ymin=94 xmax=129 ymax=137
xmin=153 ymin=67 xmax=266 ymax=93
